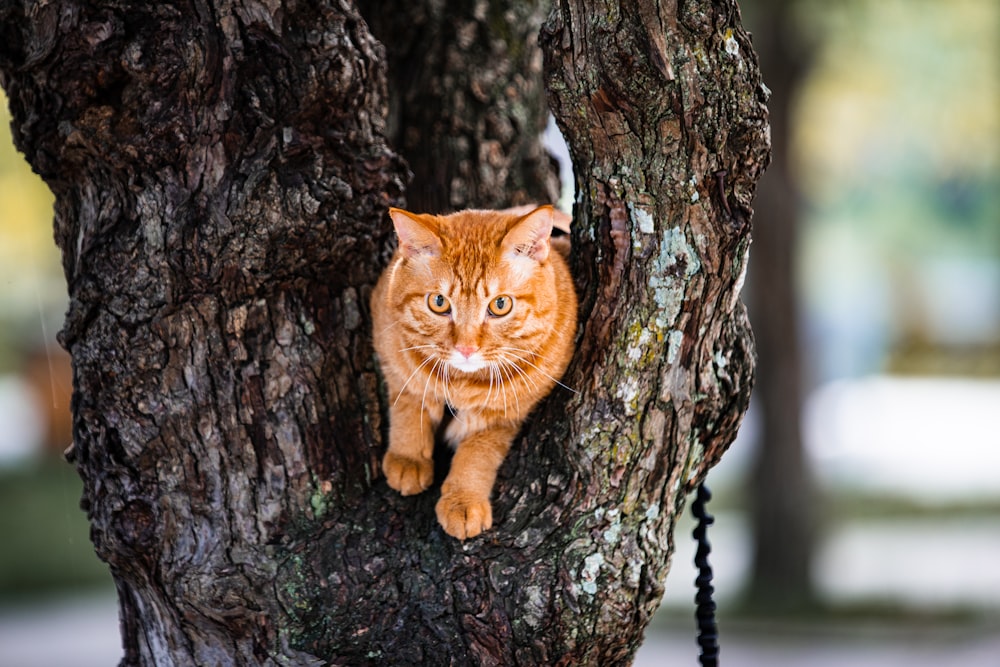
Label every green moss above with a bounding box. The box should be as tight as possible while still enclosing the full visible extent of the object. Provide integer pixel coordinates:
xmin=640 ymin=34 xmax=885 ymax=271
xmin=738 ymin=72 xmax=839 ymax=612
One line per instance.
xmin=277 ymin=551 xmax=326 ymax=653
xmin=307 ymin=474 xmax=335 ymax=520
xmin=309 ymin=489 xmax=328 ymax=519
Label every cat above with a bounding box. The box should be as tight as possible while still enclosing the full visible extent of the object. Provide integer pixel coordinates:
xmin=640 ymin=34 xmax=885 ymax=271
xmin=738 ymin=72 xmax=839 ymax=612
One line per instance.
xmin=371 ymin=205 xmax=577 ymax=539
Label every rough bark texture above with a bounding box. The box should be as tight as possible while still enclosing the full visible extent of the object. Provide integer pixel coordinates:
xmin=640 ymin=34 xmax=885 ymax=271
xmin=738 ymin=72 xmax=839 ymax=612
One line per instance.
xmin=0 ymin=0 xmax=768 ymax=665
xmin=360 ymin=0 xmax=560 ymax=213
xmin=1 ymin=1 xmax=407 ymax=663
xmin=536 ymin=5 xmax=767 ymax=659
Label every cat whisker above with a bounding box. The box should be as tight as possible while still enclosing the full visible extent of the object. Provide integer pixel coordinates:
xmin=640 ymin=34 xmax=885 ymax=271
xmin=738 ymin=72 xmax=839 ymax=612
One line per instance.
xmin=498 ymin=346 xmax=579 ymax=395
xmin=432 ymin=359 xmax=446 ymax=404
xmin=393 ymin=354 xmax=437 ymax=407
xmin=419 ymin=358 xmax=441 ymax=435
xmin=484 ymin=361 xmax=496 ymax=404
xmin=495 ymin=360 xmax=521 ymax=418
xmin=445 ymin=375 xmax=464 ymax=424
xmin=376 ymin=318 xmax=405 ymax=337
xmin=437 ymin=363 xmax=464 ymax=424
xmin=493 ymin=361 xmax=509 ymax=419
xmin=497 ymin=355 xmax=540 ymax=416
xmin=497 ymin=354 xmax=542 ymax=396
xmin=398 ymin=344 xmax=439 ymax=354
xmin=435 ymin=360 xmax=465 ymax=424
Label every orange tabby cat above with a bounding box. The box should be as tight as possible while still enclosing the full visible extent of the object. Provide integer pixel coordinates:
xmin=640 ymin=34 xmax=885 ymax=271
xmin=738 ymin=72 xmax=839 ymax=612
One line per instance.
xmin=371 ymin=205 xmax=577 ymax=539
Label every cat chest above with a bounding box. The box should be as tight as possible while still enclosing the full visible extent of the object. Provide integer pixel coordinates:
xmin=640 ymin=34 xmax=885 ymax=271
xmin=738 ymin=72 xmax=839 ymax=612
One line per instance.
xmin=441 ymin=407 xmax=489 ymax=447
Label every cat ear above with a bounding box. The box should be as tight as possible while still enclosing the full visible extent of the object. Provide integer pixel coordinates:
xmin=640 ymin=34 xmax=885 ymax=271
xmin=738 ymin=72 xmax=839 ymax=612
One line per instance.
xmin=502 ymin=205 xmax=554 ymax=264
xmin=551 ymin=208 xmax=572 ymax=235
xmin=389 ymin=208 xmax=442 ymax=258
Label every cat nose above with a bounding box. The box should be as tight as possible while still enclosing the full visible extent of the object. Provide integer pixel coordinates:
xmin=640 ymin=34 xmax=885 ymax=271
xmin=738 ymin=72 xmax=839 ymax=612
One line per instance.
xmin=455 ymin=344 xmax=478 ymax=358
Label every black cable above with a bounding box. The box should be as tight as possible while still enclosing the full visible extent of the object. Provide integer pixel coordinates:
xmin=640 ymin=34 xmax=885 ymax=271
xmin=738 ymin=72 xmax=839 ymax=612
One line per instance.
xmin=692 ymin=483 xmax=719 ymax=667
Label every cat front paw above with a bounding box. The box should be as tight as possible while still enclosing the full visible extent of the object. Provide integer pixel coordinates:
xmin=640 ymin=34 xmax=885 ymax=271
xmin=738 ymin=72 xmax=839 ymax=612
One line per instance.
xmin=436 ymin=490 xmax=492 ymax=540
xmin=383 ymin=451 xmax=433 ymax=496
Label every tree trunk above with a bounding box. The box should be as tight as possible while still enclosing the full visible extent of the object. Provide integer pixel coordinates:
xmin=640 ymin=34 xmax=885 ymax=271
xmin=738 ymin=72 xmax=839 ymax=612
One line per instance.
xmin=743 ymin=0 xmax=818 ymax=611
xmin=0 ymin=1 xmax=768 ymax=665
xmin=1 ymin=1 xmax=407 ymax=663
xmin=360 ymin=0 xmax=560 ymax=213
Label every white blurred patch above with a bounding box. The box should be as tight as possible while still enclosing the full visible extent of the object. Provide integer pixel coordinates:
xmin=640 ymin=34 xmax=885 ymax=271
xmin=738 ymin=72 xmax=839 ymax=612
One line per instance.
xmin=805 ymin=375 xmax=1000 ymax=501
xmin=0 ymin=374 xmax=44 ymax=466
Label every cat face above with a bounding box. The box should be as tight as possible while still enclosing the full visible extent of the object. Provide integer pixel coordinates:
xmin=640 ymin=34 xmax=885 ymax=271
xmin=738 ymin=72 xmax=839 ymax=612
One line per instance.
xmin=385 ymin=206 xmax=561 ymax=379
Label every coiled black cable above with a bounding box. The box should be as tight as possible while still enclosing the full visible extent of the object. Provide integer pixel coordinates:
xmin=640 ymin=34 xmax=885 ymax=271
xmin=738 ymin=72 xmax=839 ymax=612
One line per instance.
xmin=692 ymin=483 xmax=719 ymax=666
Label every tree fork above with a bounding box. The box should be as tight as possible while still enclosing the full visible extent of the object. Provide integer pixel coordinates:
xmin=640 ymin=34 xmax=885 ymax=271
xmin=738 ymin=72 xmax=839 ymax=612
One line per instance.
xmin=360 ymin=0 xmax=560 ymax=213
xmin=0 ymin=0 xmax=768 ymax=664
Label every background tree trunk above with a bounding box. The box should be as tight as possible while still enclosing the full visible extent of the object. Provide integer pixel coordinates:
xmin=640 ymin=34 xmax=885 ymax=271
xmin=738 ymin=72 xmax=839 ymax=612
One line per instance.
xmin=0 ymin=0 xmax=768 ymax=664
xmin=742 ymin=0 xmax=818 ymax=611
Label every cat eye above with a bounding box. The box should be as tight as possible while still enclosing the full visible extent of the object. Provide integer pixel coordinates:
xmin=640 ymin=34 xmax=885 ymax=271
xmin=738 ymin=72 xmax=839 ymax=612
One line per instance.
xmin=488 ymin=295 xmax=514 ymax=317
xmin=427 ymin=293 xmax=451 ymax=315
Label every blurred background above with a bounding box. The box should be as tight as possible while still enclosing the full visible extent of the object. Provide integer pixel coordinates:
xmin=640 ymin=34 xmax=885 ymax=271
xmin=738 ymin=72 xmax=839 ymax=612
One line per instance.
xmin=1 ymin=0 xmax=998 ymax=664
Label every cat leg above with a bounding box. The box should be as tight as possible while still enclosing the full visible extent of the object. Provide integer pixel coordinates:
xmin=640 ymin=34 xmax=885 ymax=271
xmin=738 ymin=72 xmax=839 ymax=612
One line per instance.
xmin=382 ymin=393 xmax=440 ymax=496
xmin=436 ymin=424 xmax=516 ymax=539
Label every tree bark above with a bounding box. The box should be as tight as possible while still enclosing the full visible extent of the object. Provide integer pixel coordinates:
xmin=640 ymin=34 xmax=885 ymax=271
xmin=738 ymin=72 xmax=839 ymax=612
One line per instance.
xmin=360 ymin=0 xmax=560 ymax=213
xmin=1 ymin=1 xmax=407 ymax=663
xmin=0 ymin=0 xmax=768 ymax=665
